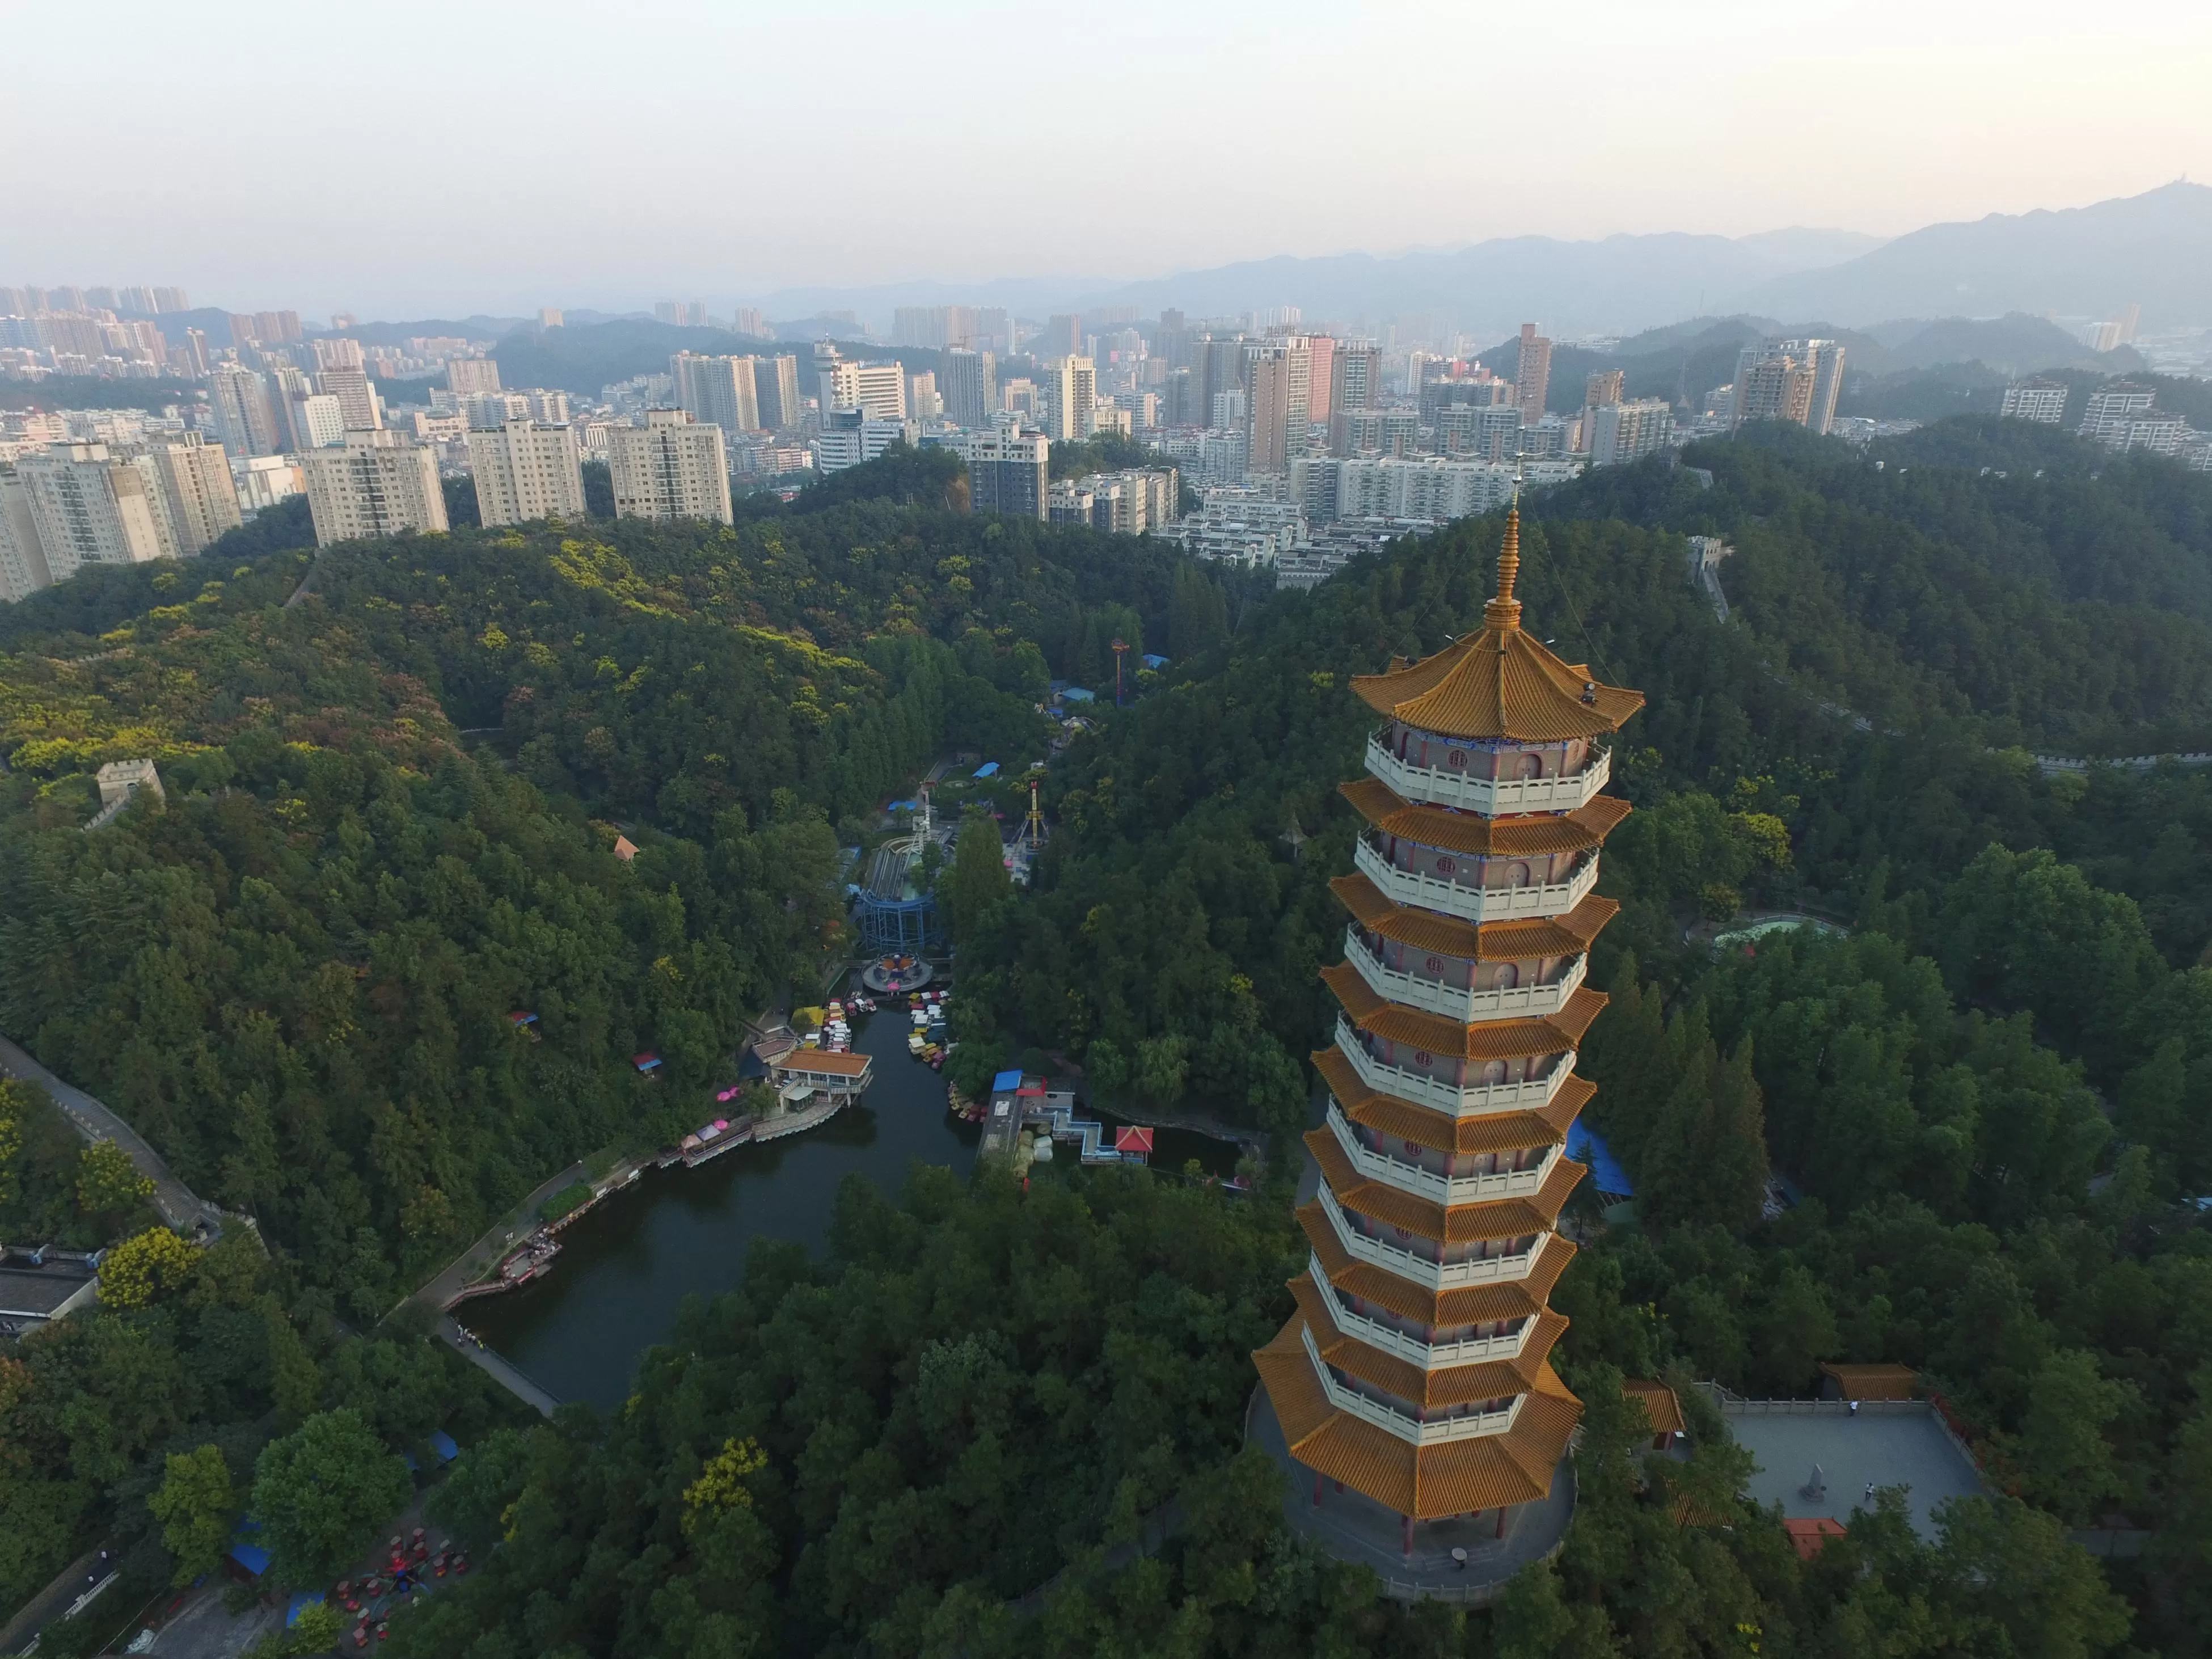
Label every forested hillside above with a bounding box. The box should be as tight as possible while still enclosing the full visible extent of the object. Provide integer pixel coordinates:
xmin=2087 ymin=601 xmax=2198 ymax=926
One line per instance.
xmin=11 ymin=425 xmax=2212 ymax=1654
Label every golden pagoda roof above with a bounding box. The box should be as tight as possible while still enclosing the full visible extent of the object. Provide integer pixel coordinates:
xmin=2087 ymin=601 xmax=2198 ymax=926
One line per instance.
xmin=1818 ymin=1363 xmax=1919 ymax=1402
xmin=1316 ymin=1046 xmax=1593 ymax=1155
xmin=1299 ymin=1201 xmax=1576 ymax=1325
xmin=1339 ymin=776 xmax=1631 ymax=858
xmin=1332 ymin=873 xmax=1619 ymax=962
xmin=1254 ymin=1320 xmax=1583 ymax=1519
xmin=1323 ymin=961 xmax=1608 ymax=1061
xmin=1291 ymin=1274 xmax=1569 ymax=1409
xmin=1622 ymin=1378 xmax=1687 ymax=1437
xmin=1308 ymin=1129 xmax=1584 ymax=1243
xmin=1350 ymin=508 xmax=1644 ymax=742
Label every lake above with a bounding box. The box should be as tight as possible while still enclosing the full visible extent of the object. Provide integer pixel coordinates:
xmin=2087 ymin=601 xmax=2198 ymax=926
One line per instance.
xmin=466 ymin=1006 xmax=1240 ymax=1408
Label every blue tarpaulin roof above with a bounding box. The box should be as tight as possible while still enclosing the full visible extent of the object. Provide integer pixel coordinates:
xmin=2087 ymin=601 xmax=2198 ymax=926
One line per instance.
xmin=1567 ymin=1121 xmax=1633 ymax=1196
xmin=1142 ymin=654 xmax=1168 ymax=669
xmin=973 ymin=762 xmax=999 ymax=778
xmin=1061 ymin=687 xmax=1095 ymax=702
xmin=230 ymin=1542 xmax=271 ymax=1576
xmin=286 ymin=1593 xmax=325 ymax=1627
xmin=992 ymin=1069 xmax=1023 ymax=1093
xmin=429 ymin=1430 xmax=459 ymax=1463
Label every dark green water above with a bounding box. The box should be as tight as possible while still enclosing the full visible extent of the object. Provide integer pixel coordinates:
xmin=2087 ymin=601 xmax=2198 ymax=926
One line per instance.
xmin=466 ymin=1011 xmax=1239 ymax=1408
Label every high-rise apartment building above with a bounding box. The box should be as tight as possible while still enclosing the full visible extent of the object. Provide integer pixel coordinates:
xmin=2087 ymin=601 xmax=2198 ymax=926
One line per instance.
xmin=1046 ymin=357 xmax=1097 ymax=442
xmin=907 ymin=372 xmax=943 ymax=421
xmin=1329 ymin=345 xmax=1381 ymax=450
xmin=18 ymin=442 xmax=173 ymax=577
xmin=965 ymin=422 xmax=1049 ymax=520
xmin=210 ymin=364 xmax=283 ymax=457
xmin=294 ymin=393 xmax=346 ymax=449
xmin=818 ymin=353 xmax=908 ymax=420
xmin=538 ymin=307 xmax=565 ymax=331
xmin=1589 ymin=399 xmax=1676 ymax=467
xmin=311 ymin=336 xmax=365 ymax=370
xmin=0 ymin=466 xmax=54 ymax=602
xmin=1732 ymin=339 xmax=1844 ymax=435
xmin=672 ymin=353 xmax=761 ymax=433
xmin=606 ymin=409 xmax=732 ymax=524
xmin=318 ymin=364 xmax=382 ymax=432
xmin=813 ymin=408 xmax=919 ymax=474
xmin=1339 ymin=407 xmax=1420 ymax=459
xmin=753 ymin=355 xmax=802 ymax=429
xmin=1042 ymin=315 xmax=1082 ymax=359
xmin=1433 ymin=403 xmax=1524 ymax=461
xmin=2078 ymin=383 xmax=2157 ymax=442
xmin=300 ymin=431 xmax=449 ymax=545
xmin=467 ymin=421 xmax=587 ymax=526
xmin=1999 ymin=379 xmax=2068 ymax=425
xmin=448 ymin=357 xmax=503 ymax=396
xmin=654 ymin=301 xmax=708 ymax=327
xmin=731 ymin=307 xmax=766 ymax=337
xmin=1584 ymin=369 xmax=1624 ymax=408
xmin=893 ymin=306 xmax=982 ymax=349
xmin=945 ymin=348 xmax=997 ymax=427
xmin=142 ymin=432 xmax=243 ymax=554
xmin=1516 ymin=324 xmax=1552 ymax=424
xmin=463 ymin=392 xmax=533 ymax=429
xmin=1306 ymin=336 xmax=1337 ymax=432
xmin=234 ymin=455 xmax=305 ymax=516
xmin=1247 ymin=339 xmax=1313 ymax=473
xmin=1194 ymin=336 xmax=1248 ymax=432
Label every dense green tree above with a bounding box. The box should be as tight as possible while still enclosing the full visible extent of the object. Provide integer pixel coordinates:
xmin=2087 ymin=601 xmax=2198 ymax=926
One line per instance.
xmin=147 ymin=1445 xmax=239 ymax=1586
xmin=943 ymin=810 xmax=1012 ymax=944
xmin=250 ymin=1408 xmax=413 ymax=1588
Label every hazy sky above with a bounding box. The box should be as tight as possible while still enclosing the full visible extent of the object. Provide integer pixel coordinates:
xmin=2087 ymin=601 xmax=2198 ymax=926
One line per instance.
xmin=6 ymin=0 xmax=2206 ymax=318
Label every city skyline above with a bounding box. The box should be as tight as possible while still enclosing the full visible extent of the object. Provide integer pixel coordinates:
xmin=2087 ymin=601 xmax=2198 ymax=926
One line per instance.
xmin=6 ymin=0 xmax=2206 ymax=318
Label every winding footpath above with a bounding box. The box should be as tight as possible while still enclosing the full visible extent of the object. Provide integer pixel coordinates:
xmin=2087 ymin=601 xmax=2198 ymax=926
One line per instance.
xmin=0 ymin=1034 xmax=226 ymax=1237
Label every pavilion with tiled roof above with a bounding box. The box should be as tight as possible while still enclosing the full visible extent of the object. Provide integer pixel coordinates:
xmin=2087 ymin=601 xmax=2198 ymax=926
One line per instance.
xmin=1252 ymin=504 xmax=1645 ymax=1572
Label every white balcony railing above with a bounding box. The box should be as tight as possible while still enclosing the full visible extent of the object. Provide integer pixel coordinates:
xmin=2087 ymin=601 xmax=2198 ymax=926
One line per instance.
xmin=1333 ymin=1019 xmax=1576 ymax=1117
xmin=1314 ymin=1181 xmax=1548 ymax=1290
xmin=1308 ymin=1256 xmax=1535 ymax=1368
xmin=1325 ymin=1102 xmax=1557 ymax=1205
xmin=1366 ymin=736 xmax=1611 ymax=816
xmin=1300 ymin=1322 xmax=1524 ymax=1443
xmin=1352 ymin=839 xmax=1602 ymax=927
xmin=1342 ymin=928 xmax=1586 ymax=1022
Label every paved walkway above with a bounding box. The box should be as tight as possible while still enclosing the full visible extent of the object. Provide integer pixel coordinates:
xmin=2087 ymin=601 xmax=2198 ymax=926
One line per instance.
xmin=1725 ymin=1404 xmax=1982 ymax=1540
xmin=409 ymin=1159 xmax=590 ymax=1314
xmin=0 ymin=1034 xmax=225 ymax=1236
xmin=0 ymin=1544 xmax=107 ymax=1654
xmin=439 ymin=1315 xmax=559 ymax=1416
xmin=143 ymin=1585 xmax=284 ymax=1659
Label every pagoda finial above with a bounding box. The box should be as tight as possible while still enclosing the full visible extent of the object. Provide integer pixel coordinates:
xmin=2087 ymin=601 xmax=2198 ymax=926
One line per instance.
xmin=1484 ymin=503 xmax=1524 ymax=631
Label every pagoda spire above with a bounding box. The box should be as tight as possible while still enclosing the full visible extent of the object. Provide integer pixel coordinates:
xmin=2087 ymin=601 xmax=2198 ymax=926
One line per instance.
xmin=1484 ymin=504 xmax=1524 ymax=632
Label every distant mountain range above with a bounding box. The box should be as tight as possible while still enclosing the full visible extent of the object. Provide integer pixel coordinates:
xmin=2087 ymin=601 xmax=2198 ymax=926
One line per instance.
xmin=1739 ymin=183 xmax=2211 ymax=331
xmin=744 ymin=181 xmax=2211 ymax=339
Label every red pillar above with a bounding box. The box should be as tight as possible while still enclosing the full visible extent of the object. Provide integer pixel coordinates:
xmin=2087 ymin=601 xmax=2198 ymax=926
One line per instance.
xmin=1402 ymin=1514 xmax=1413 ymax=1559
xmin=1495 ymin=1506 xmax=1506 ymax=1539
xmin=1312 ymin=1472 xmax=1323 ymax=1508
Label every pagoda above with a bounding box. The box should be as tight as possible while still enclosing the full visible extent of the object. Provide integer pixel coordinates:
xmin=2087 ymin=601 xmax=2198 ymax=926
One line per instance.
xmin=1253 ymin=505 xmax=1643 ymax=1558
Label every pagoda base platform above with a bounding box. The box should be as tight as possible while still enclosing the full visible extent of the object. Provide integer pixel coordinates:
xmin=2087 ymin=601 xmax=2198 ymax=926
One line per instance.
xmin=1245 ymin=1386 xmax=1575 ymax=1604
